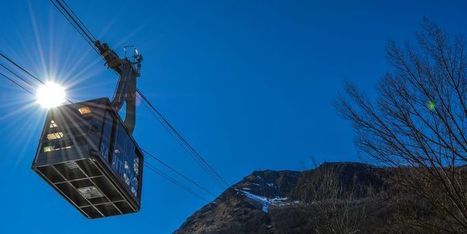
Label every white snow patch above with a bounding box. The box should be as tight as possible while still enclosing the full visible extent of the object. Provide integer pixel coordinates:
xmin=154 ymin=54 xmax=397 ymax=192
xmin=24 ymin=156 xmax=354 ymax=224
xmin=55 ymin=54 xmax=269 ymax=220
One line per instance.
xmin=236 ymin=189 xmax=299 ymax=213
xmin=271 ymin=197 xmax=288 ymax=202
xmin=238 ymin=190 xmax=270 ymax=212
xmin=267 ymin=183 xmax=275 ymax=187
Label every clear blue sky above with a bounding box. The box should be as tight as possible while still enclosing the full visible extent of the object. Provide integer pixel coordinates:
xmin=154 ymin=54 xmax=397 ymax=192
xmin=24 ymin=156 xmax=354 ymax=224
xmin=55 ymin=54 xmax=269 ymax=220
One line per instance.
xmin=0 ymin=0 xmax=466 ymax=233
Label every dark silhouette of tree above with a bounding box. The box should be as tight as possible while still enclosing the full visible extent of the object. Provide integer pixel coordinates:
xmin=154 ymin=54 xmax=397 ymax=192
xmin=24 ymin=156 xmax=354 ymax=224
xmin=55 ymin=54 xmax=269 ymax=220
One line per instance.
xmin=336 ymin=20 xmax=467 ymax=232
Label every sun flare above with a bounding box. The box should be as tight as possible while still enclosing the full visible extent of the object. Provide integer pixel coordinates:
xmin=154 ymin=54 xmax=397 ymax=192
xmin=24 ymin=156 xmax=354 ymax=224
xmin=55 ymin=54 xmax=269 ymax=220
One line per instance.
xmin=36 ymin=82 xmax=66 ymax=109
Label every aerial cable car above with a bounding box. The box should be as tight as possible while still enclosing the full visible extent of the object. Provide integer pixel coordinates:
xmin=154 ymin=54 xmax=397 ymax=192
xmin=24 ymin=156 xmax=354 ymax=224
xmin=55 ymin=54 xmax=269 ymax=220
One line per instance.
xmin=32 ymin=41 xmax=144 ymax=218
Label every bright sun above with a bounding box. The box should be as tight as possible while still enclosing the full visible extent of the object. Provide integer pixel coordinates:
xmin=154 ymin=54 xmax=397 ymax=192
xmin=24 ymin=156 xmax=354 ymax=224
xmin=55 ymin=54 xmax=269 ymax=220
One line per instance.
xmin=36 ymin=82 xmax=67 ymax=109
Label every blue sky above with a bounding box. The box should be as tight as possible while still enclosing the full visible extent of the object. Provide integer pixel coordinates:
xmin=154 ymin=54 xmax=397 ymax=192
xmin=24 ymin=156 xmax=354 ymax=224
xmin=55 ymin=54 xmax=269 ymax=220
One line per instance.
xmin=0 ymin=0 xmax=466 ymax=233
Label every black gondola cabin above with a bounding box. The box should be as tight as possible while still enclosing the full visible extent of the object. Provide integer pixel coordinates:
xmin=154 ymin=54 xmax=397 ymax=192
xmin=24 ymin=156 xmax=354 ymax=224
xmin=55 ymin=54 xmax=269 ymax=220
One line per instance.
xmin=32 ymin=98 xmax=143 ymax=218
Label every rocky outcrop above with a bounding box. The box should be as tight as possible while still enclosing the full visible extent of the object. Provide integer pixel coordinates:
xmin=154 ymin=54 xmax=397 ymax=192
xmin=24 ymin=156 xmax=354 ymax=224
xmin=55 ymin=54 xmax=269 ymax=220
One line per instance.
xmin=175 ymin=162 xmax=441 ymax=234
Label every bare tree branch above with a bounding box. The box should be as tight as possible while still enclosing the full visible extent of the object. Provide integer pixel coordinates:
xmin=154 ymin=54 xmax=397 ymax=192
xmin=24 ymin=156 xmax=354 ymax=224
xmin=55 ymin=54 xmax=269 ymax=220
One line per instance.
xmin=336 ymin=20 xmax=467 ymax=232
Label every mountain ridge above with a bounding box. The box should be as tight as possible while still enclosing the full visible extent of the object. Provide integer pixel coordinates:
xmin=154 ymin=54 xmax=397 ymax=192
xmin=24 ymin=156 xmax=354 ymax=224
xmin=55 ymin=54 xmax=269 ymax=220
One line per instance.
xmin=175 ymin=162 xmax=439 ymax=233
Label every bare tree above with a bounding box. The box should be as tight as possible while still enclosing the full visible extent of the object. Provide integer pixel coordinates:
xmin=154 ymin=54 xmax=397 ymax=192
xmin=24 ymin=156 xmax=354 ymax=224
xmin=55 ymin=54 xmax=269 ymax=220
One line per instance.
xmin=297 ymin=163 xmax=370 ymax=234
xmin=315 ymin=170 xmax=367 ymax=234
xmin=336 ymin=19 xmax=467 ymax=232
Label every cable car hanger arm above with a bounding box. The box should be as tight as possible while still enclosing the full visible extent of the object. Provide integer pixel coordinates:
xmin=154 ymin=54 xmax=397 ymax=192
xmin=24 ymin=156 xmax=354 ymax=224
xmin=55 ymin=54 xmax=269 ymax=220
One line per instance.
xmin=94 ymin=40 xmax=143 ymax=134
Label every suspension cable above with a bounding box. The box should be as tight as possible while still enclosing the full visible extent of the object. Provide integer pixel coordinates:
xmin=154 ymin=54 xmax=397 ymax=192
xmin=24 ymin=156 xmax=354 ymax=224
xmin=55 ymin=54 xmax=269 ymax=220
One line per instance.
xmin=0 ymin=51 xmax=216 ymax=199
xmin=0 ymin=63 xmax=36 ymax=89
xmin=0 ymin=52 xmax=74 ymax=104
xmin=58 ymin=0 xmax=96 ymax=42
xmin=0 ymin=71 xmax=34 ymax=95
xmin=143 ymin=149 xmax=215 ymax=196
xmin=49 ymin=0 xmax=100 ymax=54
xmin=0 ymin=53 xmax=44 ymax=85
xmin=144 ymin=162 xmax=208 ymax=202
xmin=49 ymin=0 xmax=229 ymax=192
xmin=138 ymin=90 xmax=229 ymax=189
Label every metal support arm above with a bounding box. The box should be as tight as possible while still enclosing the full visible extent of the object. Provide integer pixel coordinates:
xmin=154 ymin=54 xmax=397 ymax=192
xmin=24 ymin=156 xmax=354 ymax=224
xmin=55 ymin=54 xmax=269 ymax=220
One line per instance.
xmin=95 ymin=41 xmax=142 ymax=134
